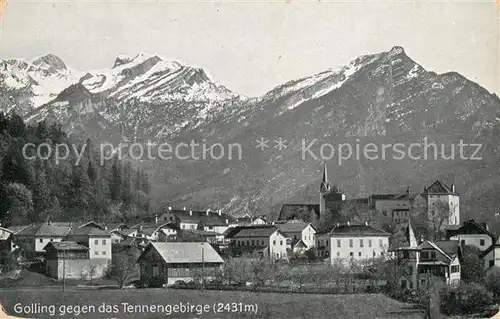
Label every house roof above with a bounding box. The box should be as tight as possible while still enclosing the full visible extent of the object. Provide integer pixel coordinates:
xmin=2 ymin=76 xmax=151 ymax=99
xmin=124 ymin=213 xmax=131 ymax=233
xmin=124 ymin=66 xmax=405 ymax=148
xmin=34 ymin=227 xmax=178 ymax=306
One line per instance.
xmin=104 ymin=223 xmax=129 ymax=231
xmin=422 ymin=180 xmax=458 ymax=195
xmin=67 ymin=227 xmax=111 ymax=237
xmin=16 ymin=224 xmax=71 ymax=237
xmin=160 ymin=209 xmax=236 ymax=225
xmin=75 ymin=221 xmax=105 ymax=229
xmin=277 ymin=204 xmax=320 ymax=223
xmin=227 ymin=225 xmax=279 ymax=238
xmin=323 ymin=223 xmax=390 ymax=237
xmin=7 ymin=225 xmax=31 ymax=234
xmin=446 ymin=219 xmax=495 ymax=240
xmin=45 ymin=241 xmax=89 ymax=251
xmin=419 ymin=240 xmax=461 ymax=260
xmin=143 ymin=242 xmax=224 ymax=264
xmin=293 ymin=240 xmax=307 ymax=249
xmin=275 ymin=222 xmax=312 ymax=234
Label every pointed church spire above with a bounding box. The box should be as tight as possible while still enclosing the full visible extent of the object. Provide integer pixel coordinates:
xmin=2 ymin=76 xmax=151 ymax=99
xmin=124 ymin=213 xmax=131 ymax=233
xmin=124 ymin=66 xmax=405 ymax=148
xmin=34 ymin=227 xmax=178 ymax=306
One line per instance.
xmin=320 ymin=162 xmax=330 ymax=192
xmin=405 ymin=219 xmax=418 ymax=248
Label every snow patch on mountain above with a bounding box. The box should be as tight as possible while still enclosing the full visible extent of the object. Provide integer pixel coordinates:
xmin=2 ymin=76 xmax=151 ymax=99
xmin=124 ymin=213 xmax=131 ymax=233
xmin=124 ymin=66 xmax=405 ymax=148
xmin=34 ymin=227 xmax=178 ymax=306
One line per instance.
xmin=0 ymin=56 xmax=81 ymax=107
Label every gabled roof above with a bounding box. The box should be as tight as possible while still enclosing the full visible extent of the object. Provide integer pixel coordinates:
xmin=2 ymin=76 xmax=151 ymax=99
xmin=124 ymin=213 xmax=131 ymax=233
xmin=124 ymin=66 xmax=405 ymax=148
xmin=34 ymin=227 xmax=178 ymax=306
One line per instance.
xmin=325 ymin=223 xmax=390 ymax=237
xmin=75 ymin=221 xmax=105 ymax=229
xmin=293 ymin=240 xmax=307 ymax=249
xmin=422 ymin=180 xmax=458 ymax=195
xmin=446 ymin=219 xmax=495 ymax=240
xmin=141 ymin=242 xmax=224 ymax=264
xmin=419 ymin=240 xmax=461 ymax=260
xmin=45 ymin=241 xmax=89 ymax=251
xmin=16 ymin=224 xmax=71 ymax=237
xmin=67 ymin=227 xmax=110 ymax=237
xmin=104 ymin=223 xmax=129 ymax=231
xmin=275 ymin=221 xmax=314 ymax=234
xmin=159 ymin=209 xmax=236 ymax=225
xmin=277 ymin=204 xmax=320 ymax=222
xmin=227 ymin=225 xmax=279 ymax=238
xmin=7 ymin=225 xmax=31 ymax=234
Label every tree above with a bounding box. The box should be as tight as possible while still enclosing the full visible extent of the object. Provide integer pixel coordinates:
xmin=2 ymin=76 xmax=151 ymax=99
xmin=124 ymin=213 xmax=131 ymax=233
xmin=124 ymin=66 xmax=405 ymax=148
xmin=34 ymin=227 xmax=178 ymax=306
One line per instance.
xmin=33 ymin=169 xmax=51 ymax=222
xmin=428 ymin=200 xmax=450 ymax=240
xmin=108 ymin=250 xmax=138 ymax=288
xmin=485 ymin=266 xmax=500 ymax=297
xmin=4 ymin=182 xmax=34 ymax=224
xmin=461 ymin=245 xmax=485 ymax=283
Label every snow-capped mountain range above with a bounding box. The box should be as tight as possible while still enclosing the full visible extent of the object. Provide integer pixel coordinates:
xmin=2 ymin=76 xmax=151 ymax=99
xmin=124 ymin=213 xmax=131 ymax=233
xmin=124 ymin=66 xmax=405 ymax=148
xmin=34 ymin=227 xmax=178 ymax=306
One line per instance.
xmin=1 ymin=47 xmax=500 ymax=227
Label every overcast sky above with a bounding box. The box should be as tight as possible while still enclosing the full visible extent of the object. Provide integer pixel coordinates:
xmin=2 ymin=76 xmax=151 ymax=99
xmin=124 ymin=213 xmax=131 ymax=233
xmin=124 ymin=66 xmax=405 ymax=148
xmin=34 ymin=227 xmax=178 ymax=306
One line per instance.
xmin=0 ymin=0 xmax=498 ymax=96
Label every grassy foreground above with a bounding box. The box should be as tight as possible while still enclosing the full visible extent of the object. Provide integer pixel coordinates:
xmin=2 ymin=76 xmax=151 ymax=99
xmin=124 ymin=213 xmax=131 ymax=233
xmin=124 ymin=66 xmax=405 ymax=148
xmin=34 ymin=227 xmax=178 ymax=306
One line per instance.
xmin=0 ymin=288 xmax=424 ymax=319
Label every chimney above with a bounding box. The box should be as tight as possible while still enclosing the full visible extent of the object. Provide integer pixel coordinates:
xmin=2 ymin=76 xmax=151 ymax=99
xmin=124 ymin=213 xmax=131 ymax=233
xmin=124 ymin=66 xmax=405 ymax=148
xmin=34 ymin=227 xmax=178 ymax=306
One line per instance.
xmin=365 ymin=221 xmax=368 ymax=226
xmin=336 ymin=222 xmax=339 ymax=227
xmin=104 ymin=225 xmax=108 ymax=230
xmin=451 ymin=184 xmax=456 ymax=192
xmin=183 ymin=207 xmax=186 ymax=211
xmin=168 ymin=206 xmax=172 ymax=211
xmin=155 ymin=214 xmax=158 ymax=224
xmin=347 ymin=221 xmax=350 ymax=226
xmin=406 ymin=186 xmax=411 ymax=195
xmin=218 ymin=209 xmax=222 ymax=216
xmin=225 ymin=218 xmax=228 ymax=224
xmin=206 ymin=209 xmax=210 ymax=216
xmin=189 ymin=211 xmax=192 ymax=216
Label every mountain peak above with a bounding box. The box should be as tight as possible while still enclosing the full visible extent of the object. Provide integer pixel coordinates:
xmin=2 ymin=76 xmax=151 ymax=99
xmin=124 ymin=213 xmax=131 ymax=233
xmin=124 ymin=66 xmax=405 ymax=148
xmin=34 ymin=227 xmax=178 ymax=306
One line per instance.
xmin=388 ymin=46 xmax=405 ymax=56
xmin=32 ymin=53 xmax=67 ymax=72
xmin=113 ymin=52 xmax=165 ymax=68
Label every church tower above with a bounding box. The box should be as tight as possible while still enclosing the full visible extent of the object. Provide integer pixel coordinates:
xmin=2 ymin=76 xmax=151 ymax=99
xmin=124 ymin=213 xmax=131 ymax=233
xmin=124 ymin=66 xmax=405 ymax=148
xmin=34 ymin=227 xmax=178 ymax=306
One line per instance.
xmin=319 ymin=162 xmax=345 ymax=218
xmin=319 ymin=162 xmax=331 ymax=217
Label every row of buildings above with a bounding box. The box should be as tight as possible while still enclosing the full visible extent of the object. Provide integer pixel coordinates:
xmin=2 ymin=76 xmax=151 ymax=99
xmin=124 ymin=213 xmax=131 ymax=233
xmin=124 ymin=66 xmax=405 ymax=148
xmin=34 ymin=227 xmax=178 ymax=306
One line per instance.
xmin=0 ymin=164 xmax=494 ymax=290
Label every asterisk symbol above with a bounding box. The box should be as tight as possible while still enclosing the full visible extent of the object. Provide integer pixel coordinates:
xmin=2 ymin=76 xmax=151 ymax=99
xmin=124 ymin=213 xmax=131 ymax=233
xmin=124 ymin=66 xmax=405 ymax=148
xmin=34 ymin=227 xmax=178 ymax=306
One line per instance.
xmin=274 ymin=137 xmax=287 ymax=151
xmin=255 ymin=137 xmax=269 ymax=151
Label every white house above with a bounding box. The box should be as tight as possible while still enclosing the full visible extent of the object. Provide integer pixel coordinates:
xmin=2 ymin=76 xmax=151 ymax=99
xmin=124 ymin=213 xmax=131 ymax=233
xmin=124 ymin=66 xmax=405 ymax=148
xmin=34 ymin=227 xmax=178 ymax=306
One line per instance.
xmin=274 ymin=221 xmax=316 ymax=249
xmin=446 ymin=219 xmax=494 ymax=252
xmin=316 ymin=222 xmax=390 ymax=265
xmin=226 ymin=225 xmax=289 ymax=261
xmin=395 ymin=221 xmax=462 ymax=289
xmin=422 ymin=180 xmax=460 ymax=227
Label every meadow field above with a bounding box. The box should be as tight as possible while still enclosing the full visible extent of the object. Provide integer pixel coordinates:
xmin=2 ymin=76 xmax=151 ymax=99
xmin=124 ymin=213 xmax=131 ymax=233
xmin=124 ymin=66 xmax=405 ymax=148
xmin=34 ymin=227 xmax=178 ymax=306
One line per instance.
xmin=0 ymin=288 xmax=425 ymax=319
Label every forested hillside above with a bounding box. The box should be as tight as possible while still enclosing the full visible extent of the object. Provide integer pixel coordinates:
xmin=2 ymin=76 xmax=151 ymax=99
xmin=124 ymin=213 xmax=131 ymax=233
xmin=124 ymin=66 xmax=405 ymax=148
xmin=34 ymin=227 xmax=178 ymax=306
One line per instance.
xmin=0 ymin=112 xmax=151 ymax=226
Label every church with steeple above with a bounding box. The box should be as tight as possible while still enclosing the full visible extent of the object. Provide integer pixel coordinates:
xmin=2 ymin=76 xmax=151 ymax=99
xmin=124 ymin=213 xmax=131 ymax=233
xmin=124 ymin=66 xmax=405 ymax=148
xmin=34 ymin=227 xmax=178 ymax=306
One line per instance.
xmin=319 ymin=162 xmax=346 ymax=219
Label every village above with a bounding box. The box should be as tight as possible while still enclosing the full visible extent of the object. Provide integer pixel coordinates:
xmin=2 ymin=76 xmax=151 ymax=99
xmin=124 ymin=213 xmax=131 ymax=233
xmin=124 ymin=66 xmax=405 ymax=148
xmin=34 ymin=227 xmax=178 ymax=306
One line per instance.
xmin=1 ymin=163 xmax=500 ymax=318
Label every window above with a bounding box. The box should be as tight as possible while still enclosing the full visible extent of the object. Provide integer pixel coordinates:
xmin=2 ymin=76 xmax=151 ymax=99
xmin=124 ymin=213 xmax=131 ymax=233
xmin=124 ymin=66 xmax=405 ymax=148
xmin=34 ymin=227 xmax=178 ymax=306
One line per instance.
xmin=94 ymin=239 xmax=98 ymax=245
xmin=421 ymin=251 xmax=429 ymax=259
xmin=261 ymin=240 xmax=264 ymax=246
xmin=379 ymin=239 xmax=383 ymax=247
xmin=358 ymin=252 xmax=362 ymax=257
xmin=409 ymin=281 xmax=413 ymax=289
xmin=251 ymin=240 xmax=255 ymax=246
xmin=431 ymin=252 xmax=436 ymax=259
xmin=102 ymin=239 xmax=106 ymax=245
xmin=50 ymin=239 xmax=53 ymax=242
xmin=326 ymin=240 xmax=328 ymax=246
xmin=102 ymin=251 xmax=106 ymax=255
xmin=480 ymin=239 xmax=485 ymax=246
xmin=451 ymin=265 xmax=459 ymax=273
xmin=190 ymin=225 xmax=194 ymax=229
xmin=360 ymin=239 xmax=364 ymax=248
xmin=349 ymin=239 xmax=353 ymax=248
xmin=337 ymin=252 xmax=340 ymax=257
xmin=39 ymin=239 xmax=43 ymax=243
xmin=368 ymin=239 xmax=372 ymax=248
xmin=490 ymin=260 xmax=495 ymax=267
xmin=280 ymin=240 xmax=283 ymax=246
xmin=94 ymin=251 xmax=98 ymax=255
xmin=276 ymin=253 xmax=279 ymax=258
xmin=349 ymin=252 xmax=353 ymax=257
xmin=273 ymin=240 xmax=276 ymax=245
xmin=337 ymin=239 xmax=341 ymax=248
